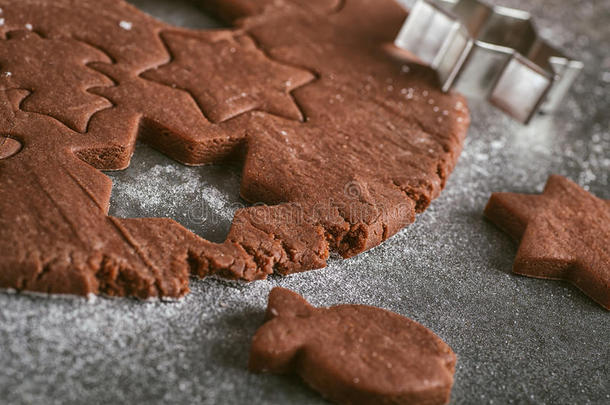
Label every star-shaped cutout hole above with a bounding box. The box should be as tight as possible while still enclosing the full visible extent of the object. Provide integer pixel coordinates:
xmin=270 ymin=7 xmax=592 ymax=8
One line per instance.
xmin=485 ymin=175 xmax=610 ymax=310
xmin=105 ymin=141 xmax=244 ymax=244
xmin=141 ymin=30 xmax=315 ymax=123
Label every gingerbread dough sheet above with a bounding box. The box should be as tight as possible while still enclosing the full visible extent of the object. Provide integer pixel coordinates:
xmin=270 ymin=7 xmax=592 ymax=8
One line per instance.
xmin=0 ymin=0 xmax=468 ymax=297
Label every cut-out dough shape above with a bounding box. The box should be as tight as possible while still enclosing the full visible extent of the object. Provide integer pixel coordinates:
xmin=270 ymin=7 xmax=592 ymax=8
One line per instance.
xmin=250 ymin=288 xmax=457 ymax=405
xmin=142 ymin=31 xmax=315 ymax=123
xmin=485 ymin=175 xmax=610 ymax=310
xmin=0 ymin=0 xmax=469 ymax=298
xmin=0 ymin=31 xmax=113 ymax=133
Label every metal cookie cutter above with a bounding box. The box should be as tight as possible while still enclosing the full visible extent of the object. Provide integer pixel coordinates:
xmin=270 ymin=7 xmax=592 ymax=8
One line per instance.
xmin=394 ymin=0 xmax=583 ymax=123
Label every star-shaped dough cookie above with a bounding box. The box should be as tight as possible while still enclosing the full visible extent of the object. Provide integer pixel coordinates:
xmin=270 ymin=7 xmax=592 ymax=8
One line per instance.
xmin=484 ymin=175 xmax=609 ymax=310
xmin=141 ymin=31 xmax=315 ymax=123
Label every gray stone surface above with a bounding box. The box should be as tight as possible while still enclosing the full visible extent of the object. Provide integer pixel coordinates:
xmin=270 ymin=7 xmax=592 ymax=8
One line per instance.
xmin=1 ymin=0 xmax=608 ymax=404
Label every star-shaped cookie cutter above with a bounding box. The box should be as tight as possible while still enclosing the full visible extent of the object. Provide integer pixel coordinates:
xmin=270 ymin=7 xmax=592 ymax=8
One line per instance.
xmin=395 ymin=0 xmax=583 ymax=123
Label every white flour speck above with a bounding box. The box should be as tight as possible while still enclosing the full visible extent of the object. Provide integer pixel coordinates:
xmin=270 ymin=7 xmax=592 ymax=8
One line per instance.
xmin=25 ymin=23 xmax=33 ymax=30
xmin=0 ymin=18 xmax=4 ymax=26
xmin=490 ymin=140 xmax=504 ymax=150
xmin=119 ymin=20 xmax=133 ymax=30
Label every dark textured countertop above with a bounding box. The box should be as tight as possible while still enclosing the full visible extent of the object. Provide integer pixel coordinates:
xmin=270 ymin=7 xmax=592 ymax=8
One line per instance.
xmin=1 ymin=0 xmax=608 ymax=404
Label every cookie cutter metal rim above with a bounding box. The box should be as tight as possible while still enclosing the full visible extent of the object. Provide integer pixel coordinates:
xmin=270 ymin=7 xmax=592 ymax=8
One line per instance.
xmin=394 ymin=0 xmax=584 ymax=123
